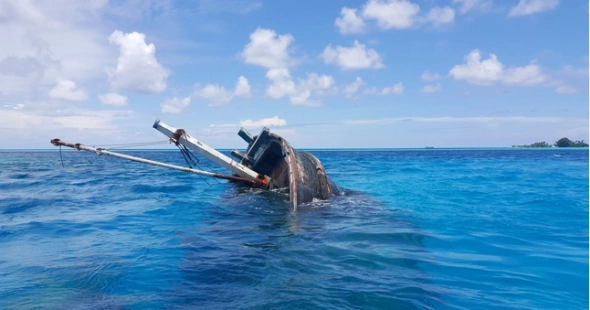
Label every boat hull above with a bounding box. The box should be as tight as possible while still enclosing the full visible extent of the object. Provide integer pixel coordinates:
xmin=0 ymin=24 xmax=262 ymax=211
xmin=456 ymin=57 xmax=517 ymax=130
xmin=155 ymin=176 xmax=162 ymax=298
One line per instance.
xmin=234 ymin=128 xmax=338 ymax=209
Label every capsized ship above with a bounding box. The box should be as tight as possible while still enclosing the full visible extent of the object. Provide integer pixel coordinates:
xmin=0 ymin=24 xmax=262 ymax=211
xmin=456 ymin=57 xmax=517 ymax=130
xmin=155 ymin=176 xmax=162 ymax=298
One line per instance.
xmin=50 ymin=119 xmax=339 ymax=210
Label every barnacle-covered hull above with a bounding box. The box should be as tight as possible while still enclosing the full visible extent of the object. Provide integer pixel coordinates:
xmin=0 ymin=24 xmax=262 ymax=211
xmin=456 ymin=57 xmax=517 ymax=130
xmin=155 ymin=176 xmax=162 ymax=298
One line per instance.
xmin=231 ymin=128 xmax=339 ymax=208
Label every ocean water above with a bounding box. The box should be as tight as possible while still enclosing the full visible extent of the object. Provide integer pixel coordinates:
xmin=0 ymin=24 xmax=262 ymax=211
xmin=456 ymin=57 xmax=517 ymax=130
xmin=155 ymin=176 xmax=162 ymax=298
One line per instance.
xmin=0 ymin=148 xmax=587 ymax=309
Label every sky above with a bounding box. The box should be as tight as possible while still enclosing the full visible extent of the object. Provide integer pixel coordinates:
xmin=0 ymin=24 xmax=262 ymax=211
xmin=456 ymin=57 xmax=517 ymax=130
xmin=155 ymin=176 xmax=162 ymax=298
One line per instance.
xmin=0 ymin=0 xmax=588 ymax=149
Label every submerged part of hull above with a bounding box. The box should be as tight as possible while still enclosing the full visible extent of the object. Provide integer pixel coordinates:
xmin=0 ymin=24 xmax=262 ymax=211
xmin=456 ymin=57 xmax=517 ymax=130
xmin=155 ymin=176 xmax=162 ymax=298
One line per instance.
xmin=233 ymin=127 xmax=339 ymax=209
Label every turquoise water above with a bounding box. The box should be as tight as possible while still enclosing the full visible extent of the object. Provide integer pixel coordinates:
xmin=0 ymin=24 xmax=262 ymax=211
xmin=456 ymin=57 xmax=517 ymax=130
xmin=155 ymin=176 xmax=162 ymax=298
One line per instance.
xmin=0 ymin=149 xmax=588 ymax=309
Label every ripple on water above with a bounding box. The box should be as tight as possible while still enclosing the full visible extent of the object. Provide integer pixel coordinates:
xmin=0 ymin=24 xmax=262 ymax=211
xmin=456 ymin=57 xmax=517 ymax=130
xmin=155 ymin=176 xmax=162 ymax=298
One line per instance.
xmin=0 ymin=149 xmax=587 ymax=309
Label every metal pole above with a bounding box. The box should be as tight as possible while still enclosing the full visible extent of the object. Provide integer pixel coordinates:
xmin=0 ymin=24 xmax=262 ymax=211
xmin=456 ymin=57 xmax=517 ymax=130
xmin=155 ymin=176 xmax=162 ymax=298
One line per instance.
xmin=49 ymin=139 xmax=265 ymax=186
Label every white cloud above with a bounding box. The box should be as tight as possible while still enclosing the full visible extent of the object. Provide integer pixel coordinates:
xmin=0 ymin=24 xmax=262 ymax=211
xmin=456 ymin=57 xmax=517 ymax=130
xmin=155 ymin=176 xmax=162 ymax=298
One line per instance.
xmin=234 ymin=75 xmax=251 ymax=97
xmin=452 ymin=0 xmax=492 ymax=14
xmin=98 ymin=92 xmax=128 ymax=107
xmin=421 ymin=71 xmax=441 ymax=81
xmin=335 ymin=7 xmax=366 ymax=34
xmin=265 ymin=70 xmax=334 ymax=107
xmin=160 ymin=96 xmax=190 ymax=114
xmin=344 ymin=77 xmax=365 ymax=98
xmin=0 ymin=1 xmax=114 ymax=101
xmin=426 ymin=7 xmax=455 ymax=26
xmin=194 ymin=76 xmax=252 ymax=106
xmin=362 ymin=0 xmax=420 ymax=30
xmin=364 ymin=82 xmax=404 ymax=95
xmin=299 ymin=73 xmax=337 ymax=95
xmin=382 ymin=82 xmax=404 ymax=95
xmin=320 ymin=40 xmax=384 ymax=70
xmin=240 ymin=116 xmax=287 ymax=129
xmin=48 ymin=78 xmax=88 ymax=101
xmin=509 ymin=0 xmax=559 ymax=17
xmin=449 ymin=50 xmax=503 ymax=85
xmin=449 ymin=49 xmax=549 ymax=86
xmin=107 ymin=30 xmax=169 ymax=93
xmin=266 ymin=68 xmax=297 ymax=99
xmin=241 ymin=28 xmax=330 ymax=107
xmin=331 ymin=0 xmax=457 ymax=37
xmin=290 ymin=73 xmax=336 ymax=107
xmin=420 ymin=84 xmax=442 ymax=93
xmin=241 ymin=28 xmax=294 ymax=69
xmin=502 ymin=63 xmax=548 ymax=86
xmin=194 ymin=84 xmax=234 ymax=106
xmin=334 ymin=1 xmax=458 ymax=33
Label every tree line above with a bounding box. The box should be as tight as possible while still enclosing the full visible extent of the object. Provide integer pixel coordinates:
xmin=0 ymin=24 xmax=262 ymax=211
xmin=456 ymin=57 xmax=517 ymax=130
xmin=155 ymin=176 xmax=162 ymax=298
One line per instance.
xmin=512 ymin=138 xmax=589 ymax=148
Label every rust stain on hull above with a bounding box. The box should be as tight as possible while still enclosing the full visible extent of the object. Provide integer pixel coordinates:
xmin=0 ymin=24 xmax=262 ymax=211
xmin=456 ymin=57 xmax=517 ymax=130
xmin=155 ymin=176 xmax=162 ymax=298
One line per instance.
xmin=235 ymin=128 xmax=339 ymax=210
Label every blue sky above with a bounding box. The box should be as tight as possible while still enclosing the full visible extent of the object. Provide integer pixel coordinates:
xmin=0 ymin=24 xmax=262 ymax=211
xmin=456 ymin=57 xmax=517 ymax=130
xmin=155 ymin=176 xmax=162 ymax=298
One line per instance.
xmin=0 ymin=0 xmax=588 ymax=149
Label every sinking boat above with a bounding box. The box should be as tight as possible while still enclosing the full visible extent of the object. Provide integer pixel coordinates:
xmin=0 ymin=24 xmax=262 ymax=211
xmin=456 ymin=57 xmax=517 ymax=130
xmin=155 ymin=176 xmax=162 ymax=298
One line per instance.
xmin=50 ymin=119 xmax=339 ymax=210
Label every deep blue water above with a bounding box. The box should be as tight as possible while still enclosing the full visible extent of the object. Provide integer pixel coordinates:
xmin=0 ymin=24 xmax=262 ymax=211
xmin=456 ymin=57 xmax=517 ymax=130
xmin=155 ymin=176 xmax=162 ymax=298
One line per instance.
xmin=0 ymin=148 xmax=588 ymax=309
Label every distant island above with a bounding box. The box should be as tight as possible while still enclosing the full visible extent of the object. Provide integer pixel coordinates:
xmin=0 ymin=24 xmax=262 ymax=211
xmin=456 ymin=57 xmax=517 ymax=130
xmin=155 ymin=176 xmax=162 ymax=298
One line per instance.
xmin=512 ymin=137 xmax=589 ymax=148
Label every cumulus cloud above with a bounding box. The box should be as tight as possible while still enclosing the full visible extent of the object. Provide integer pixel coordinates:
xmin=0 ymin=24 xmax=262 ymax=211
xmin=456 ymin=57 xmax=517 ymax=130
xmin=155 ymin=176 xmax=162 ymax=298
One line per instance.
xmin=509 ymin=0 xmax=559 ymax=17
xmin=240 ymin=116 xmax=287 ymax=129
xmin=266 ymin=69 xmax=296 ymax=99
xmin=362 ymin=0 xmax=421 ymax=29
xmin=98 ymin=92 xmax=128 ymax=107
xmin=0 ymin=0 xmax=112 ymax=86
xmin=242 ymin=28 xmax=333 ymax=106
xmin=234 ymin=76 xmax=251 ymax=97
xmin=195 ymin=85 xmax=234 ymax=106
xmin=107 ymin=30 xmax=169 ymax=93
xmin=320 ymin=40 xmax=384 ymax=70
xmin=299 ymin=73 xmax=337 ymax=95
xmin=194 ymin=76 xmax=252 ymax=107
xmin=421 ymin=71 xmax=441 ymax=81
xmin=420 ymin=83 xmax=442 ymax=93
xmin=502 ymin=64 xmax=548 ymax=86
xmin=160 ymin=96 xmax=190 ymax=114
xmin=364 ymin=82 xmax=404 ymax=95
xmin=241 ymin=28 xmax=294 ymax=69
xmin=334 ymin=0 xmax=455 ymax=32
xmin=265 ymin=70 xmax=335 ymax=107
xmin=48 ymin=79 xmax=88 ymax=101
xmin=449 ymin=49 xmax=549 ymax=86
xmin=335 ymin=7 xmax=366 ymax=34
xmin=449 ymin=50 xmax=503 ymax=85
xmin=344 ymin=77 xmax=366 ymax=98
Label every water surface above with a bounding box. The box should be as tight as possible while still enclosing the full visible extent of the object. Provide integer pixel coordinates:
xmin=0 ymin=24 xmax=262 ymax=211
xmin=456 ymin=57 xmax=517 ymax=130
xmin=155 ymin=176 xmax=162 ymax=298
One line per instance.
xmin=0 ymin=149 xmax=587 ymax=309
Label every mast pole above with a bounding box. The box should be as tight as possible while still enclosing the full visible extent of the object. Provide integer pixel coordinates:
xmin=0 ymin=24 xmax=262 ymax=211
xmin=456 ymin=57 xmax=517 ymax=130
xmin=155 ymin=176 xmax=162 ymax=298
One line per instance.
xmin=49 ymin=139 xmax=267 ymax=187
